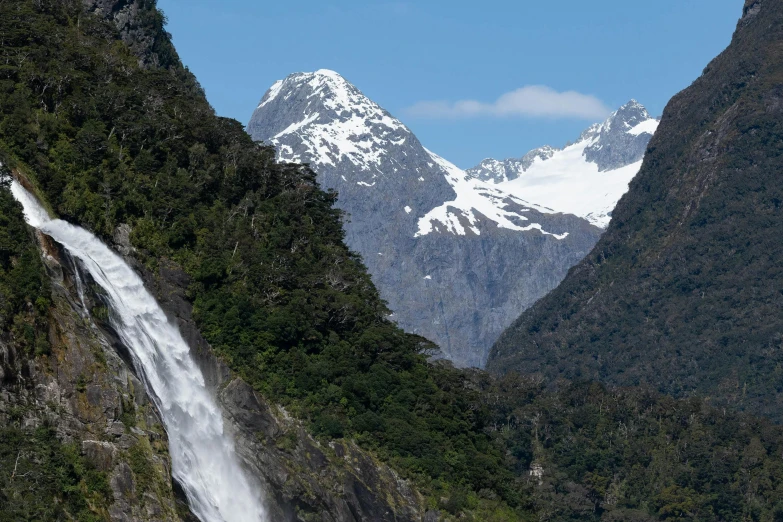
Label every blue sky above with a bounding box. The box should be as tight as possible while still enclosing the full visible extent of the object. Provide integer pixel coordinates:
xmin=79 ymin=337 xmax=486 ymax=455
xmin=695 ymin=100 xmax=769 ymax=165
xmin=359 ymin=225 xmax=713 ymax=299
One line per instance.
xmin=157 ymin=0 xmax=741 ymax=168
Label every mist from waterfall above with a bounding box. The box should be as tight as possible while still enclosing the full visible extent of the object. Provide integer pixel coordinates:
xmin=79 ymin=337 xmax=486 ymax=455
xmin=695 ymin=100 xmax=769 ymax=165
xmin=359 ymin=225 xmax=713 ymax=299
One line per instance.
xmin=10 ymin=180 xmax=268 ymax=522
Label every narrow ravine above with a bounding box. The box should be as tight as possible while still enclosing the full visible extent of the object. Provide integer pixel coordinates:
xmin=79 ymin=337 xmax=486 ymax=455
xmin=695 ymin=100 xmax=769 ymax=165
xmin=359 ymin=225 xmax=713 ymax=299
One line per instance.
xmin=10 ymin=180 xmax=269 ymax=522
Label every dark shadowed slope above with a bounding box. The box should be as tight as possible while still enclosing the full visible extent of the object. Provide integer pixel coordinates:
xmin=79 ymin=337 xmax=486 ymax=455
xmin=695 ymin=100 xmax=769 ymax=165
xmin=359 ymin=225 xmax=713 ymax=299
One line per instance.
xmin=489 ymin=0 xmax=783 ymax=421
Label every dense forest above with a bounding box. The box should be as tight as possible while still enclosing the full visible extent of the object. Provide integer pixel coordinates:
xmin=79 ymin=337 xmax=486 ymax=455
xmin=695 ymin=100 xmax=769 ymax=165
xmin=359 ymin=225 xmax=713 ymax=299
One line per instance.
xmin=0 ymin=0 xmax=782 ymax=520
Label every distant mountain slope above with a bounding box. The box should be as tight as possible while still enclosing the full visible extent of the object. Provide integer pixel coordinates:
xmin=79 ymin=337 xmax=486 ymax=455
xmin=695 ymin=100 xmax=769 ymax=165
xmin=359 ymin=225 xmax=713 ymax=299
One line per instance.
xmin=488 ymin=0 xmax=783 ymax=420
xmin=248 ymin=70 xmax=604 ymax=367
xmin=468 ymin=101 xmax=659 ymax=227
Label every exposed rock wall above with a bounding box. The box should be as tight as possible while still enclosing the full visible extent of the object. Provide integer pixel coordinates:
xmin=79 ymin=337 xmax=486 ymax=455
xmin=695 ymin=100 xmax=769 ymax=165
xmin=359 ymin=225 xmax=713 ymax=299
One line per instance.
xmin=82 ymin=0 xmax=177 ymax=67
xmin=0 ymin=230 xmax=185 ymax=521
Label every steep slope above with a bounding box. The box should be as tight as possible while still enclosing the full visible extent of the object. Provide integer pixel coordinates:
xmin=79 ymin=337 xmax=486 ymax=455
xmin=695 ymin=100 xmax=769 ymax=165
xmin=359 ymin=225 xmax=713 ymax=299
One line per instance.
xmin=0 ymin=2 xmax=431 ymax=520
xmin=0 ymin=179 xmax=186 ymax=521
xmin=248 ymin=71 xmax=603 ymax=367
xmin=4 ymin=1 xmax=783 ymax=521
xmin=489 ymin=0 xmax=783 ymax=421
xmin=468 ymin=101 xmax=659 ymax=227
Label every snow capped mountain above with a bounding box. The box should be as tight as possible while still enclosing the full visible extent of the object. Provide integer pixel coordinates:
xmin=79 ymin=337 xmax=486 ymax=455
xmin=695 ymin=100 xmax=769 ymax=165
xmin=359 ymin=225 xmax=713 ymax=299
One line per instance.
xmin=247 ymin=70 xmax=608 ymax=367
xmin=468 ymin=101 xmax=659 ymax=227
xmin=254 ymin=70 xmax=422 ymax=182
xmin=248 ymin=69 xmax=566 ymax=239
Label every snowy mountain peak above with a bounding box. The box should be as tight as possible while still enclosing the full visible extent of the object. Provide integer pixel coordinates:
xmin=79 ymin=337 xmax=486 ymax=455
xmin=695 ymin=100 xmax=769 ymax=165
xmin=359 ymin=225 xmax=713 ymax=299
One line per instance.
xmin=248 ymin=70 xmax=412 ymax=177
xmin=595 ymin=99 xmax=653 ymax=135
xmin=467 ymin=101 xmax=659 ymax=228
xmin=257 ymin=69 xmax=382 ymax=117
xmin=582 ymin=100 xmax=658 ymax=171
xmin=248 ymin=71 xmax=576 ymax=241
xmin=247 ymin=71 xmax=608 ymax=368
xmin=469 ymin=101 xmax=658 ymax=186
xmin=578 ymin=100 xmax=654 ymax=144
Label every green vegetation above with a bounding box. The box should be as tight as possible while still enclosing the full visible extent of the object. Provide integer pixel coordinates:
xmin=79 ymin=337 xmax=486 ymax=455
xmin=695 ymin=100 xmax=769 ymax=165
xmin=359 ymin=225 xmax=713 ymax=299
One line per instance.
xmin=0 ymin=426 xmax=111 ymax=521
xmin=0 ymin=0 xmax=781 ymax=520
xmin=0 ymin=0 xmax=520 ymax=512
xmin=484 ymin=376 xmax=783 ymax=521
xmin=0 ymin=175 xmax=49 ymax=357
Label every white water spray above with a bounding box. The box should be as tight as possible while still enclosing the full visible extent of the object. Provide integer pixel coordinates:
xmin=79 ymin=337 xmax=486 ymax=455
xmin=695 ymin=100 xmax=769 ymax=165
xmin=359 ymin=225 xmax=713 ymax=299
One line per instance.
xmin=10 ymin=181 xmax=268 ymax=522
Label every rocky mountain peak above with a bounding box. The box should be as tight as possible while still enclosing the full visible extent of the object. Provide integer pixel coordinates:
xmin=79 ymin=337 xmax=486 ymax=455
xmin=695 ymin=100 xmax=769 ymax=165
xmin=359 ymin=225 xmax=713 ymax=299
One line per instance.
xmin=247 ymin=70 xmax=423 ymax=181
xmin=612 ymin=99 xmax=652 ymax=126
xmin=469 ymin=101 xmax=658 ymax=186
xmin=582 ymin=100 xmax=658 ymax=171
xmin=258 ymin=69 xmax=394 ymax=124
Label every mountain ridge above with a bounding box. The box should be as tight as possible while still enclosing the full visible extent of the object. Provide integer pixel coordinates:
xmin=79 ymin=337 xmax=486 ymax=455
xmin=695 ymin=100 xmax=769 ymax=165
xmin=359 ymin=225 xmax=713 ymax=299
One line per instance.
xmin=3 ymin=0 xmax=783 ymax=520
xmin=248 ymin=69 xmax=605 ymax=367
xmin=488 ymin=0 xmax=783 ymax=421
xmin=468 ymin=100 xmax=659 ymax=227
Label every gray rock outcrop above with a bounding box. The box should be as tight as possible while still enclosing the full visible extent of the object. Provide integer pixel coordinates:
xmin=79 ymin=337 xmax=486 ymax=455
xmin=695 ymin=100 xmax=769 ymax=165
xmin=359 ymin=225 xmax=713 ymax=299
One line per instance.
xmin=82 ymin=0 xmax=177 ymax=68
xmin=582 ymin=101 xmax=656 ymax=171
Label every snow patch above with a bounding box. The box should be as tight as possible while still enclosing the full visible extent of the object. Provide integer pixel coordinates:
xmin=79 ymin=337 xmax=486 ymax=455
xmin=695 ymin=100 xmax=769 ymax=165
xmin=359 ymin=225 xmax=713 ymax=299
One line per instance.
xmin=628 ymin=118 xmax=659 ymax=136
xmin=257 ymin=79 xmax=284 ymax=109
xmin=267 ymin=70 xmax=411 ymax=174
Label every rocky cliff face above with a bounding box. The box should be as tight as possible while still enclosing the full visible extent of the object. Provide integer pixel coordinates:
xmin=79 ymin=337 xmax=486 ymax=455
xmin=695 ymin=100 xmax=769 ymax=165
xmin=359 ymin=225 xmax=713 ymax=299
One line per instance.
xmin=82 ymin=0 xmax=178 ymax=68
xmin=0 ymin=224 xmax=186 ymax=521
xmin=489 ymin=0 xmax=783 ymax=421
xmin=581 ymin=101 xmax=658 ymax=171
xmin=248 ymin=71 xmax=603 ymax=367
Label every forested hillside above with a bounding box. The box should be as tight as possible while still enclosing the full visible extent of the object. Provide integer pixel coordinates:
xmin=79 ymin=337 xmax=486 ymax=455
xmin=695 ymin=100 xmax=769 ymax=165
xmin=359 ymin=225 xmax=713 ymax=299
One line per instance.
xmin=489 ymin=0 xmax=783 ymax=422
xmin=1 ymin=0 xmax=782 ymax=520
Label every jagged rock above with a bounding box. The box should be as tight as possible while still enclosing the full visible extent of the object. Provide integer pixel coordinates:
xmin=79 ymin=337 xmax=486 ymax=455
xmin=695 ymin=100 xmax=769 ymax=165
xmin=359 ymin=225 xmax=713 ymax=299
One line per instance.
xmin=582 ymin=101 xmax=656 ymax=171
xmin=82 ymin=0 xmax=176 ymax=68
xmin=83 ymin=440 xmax=119 ymax=472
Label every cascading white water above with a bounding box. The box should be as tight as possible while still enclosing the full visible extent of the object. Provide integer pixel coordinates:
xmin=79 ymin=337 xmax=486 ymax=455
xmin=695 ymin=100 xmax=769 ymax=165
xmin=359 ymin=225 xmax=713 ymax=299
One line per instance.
xmin=10 ymin=180 xmax=268 ymax=522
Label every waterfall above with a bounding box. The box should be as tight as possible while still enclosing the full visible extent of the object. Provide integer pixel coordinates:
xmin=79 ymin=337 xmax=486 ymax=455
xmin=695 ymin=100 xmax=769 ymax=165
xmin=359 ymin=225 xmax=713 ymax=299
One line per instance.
xmin=10 ymin=181 xmax=268 ymax=522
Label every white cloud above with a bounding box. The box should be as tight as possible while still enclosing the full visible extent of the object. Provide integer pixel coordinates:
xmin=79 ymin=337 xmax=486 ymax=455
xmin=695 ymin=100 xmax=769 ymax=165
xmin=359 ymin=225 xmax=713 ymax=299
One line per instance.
xmin=404 ymin=85 xmax=610 ymax=120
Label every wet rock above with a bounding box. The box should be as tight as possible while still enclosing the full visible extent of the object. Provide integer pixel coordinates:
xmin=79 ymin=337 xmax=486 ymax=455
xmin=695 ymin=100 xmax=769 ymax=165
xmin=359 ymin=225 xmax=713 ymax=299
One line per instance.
xmin=221 ymin=379 xmax=280 ymax=441
xmin=0 ymin=235 xmax=185 ymax=521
